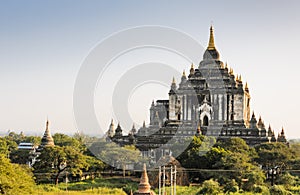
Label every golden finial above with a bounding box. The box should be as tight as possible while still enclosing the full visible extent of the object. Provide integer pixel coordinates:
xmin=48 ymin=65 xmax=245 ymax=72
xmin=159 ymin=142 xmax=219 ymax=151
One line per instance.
xmin=229 ymin=68 xmax=234 ymax=75
xmin=281 ymin=127 xmax=285 ymax=134
xmin=251 ymin=111 xmax=255 ymax=118
xmin=143 ymin=121 xmax=146 ymax=128
xmin=208 ymin=25 xmax=216 ymax=50
xmin=182 ymin=70 xmax=186 ymax=77
xmin=220 ymin=62 xmax=224 ymax=69
xmin=46 ymin=119 xmax=49 ymax=130
xmin=235 ymin=74 xmax=239 ymax=82
xmin=172 ymin=77 xmax=176 ymax=84
xmin=239 ymin=75 xmax=242 ymax=82
xmin=225 ymin=62 xmax=228 ymax=69
xmin=190 ymin=63 xmax=195 ymax=75
xmin=245 ymin=82 xmax=249 ymax=91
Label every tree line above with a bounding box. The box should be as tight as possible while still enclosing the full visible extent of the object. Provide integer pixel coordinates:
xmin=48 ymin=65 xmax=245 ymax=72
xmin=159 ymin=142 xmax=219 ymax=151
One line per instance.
xmin=1 ymin=131 xmax=300 ymax=194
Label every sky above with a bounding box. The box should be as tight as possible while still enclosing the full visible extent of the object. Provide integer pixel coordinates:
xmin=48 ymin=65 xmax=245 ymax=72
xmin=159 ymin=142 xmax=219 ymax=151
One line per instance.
xmin=0 ymin=0 xmax=300 ymax=138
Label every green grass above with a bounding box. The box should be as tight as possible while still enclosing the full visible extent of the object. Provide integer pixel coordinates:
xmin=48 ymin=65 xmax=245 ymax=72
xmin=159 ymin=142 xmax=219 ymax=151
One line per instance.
xmin=154 ymin=186 xmax=200 ymax=195
xmin=33 ymin=187 xmax=126 ymax=195
xmin=34 ymin=177 xmax=137 ymax=195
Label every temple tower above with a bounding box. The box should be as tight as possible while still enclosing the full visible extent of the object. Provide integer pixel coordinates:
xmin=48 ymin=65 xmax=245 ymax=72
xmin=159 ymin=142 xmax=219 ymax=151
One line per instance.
xmin=40 ymin=120 xmax=55 ymax=147
xmin=134 ymin=164 xmax=156 ymax=195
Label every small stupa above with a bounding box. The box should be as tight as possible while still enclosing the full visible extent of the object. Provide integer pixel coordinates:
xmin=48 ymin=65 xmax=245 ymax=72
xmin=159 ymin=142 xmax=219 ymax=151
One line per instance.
xmin=134 ymin=164 xmax=156 ymax=195
xmin=40 ymin=120 xmax=55 ymax=147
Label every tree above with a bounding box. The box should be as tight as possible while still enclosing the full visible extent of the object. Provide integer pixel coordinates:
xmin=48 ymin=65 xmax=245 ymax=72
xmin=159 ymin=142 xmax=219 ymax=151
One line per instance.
xmin=10 ymin=149 xmax=32 ymax=165
xmin=177 ymin=135 xmax=215 ymax=168
xmin=33 ymin=146 xmax=89 ymax=184
xmin=255 ymin=142 xmax=292 ymax=168
xmin=0 ymin=137 xmax=18 ymax=157
xmin=0 ymin=154 xmax=35 ymax=194
xmin=84 ymin=156 xmax=105 ymax=178
xmin=23 ymin=136 xmax=41 ymax=146
xmin=52 ymin=133 xmax=85 ymax=152
xmin=204 ymin=138 xmax=265 ymax=190
xmin=97 ymin=142 xmax=140 ymax=178
xmin=197 ymin=179 xmax=221 ymax=195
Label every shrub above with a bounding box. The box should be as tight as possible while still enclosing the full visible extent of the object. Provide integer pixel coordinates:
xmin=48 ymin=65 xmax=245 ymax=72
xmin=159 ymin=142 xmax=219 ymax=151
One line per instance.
xmin=253 ymin=184 xmax=270 ymax=195
xmin=197 ymin=179 xmax=221 ymax=195
xmin=223 ymin=179 xmax=239 ymax=193
xmin=277 ymin=172 xmax=296 ymax=187
xmin=269 ymin=185 xmax=292 ymax=195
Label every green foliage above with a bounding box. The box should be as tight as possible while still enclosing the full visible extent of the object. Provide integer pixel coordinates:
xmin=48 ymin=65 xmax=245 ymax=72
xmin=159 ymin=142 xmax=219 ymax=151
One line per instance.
xmin=255 ymin=142 xmax=292 ymax=167
xmin=153 ymin=186 xmax=200 ymax=195
xmin=253 ymin=184 xmax=270 ymax=195
xmin=203 ymin=138 xmax=266 ymax=190
xmin=53 ymin=133 xmax=85 ymax=152
xmin=0 ymin=154 xmax=35 ymax=195
xmin=269 ymin=185 xmax=292 ymax=195
xmin=197 ymin=179 xmax=221 ymax=195
xmin=33 ymin=145 xmax=89 ymax=184
xmin=177 ymin=136 xmax=216 ymax=169
xmin=223 ymin=179 xmax=239 ymax=193
xmin=94 ymin=142 xmax=141 ymax=178
xmin=10 ymin=149 xmax=33 ymax=164
xmin=276 ymin=172 xmax=296 ymax=187
xmin=36 ymin=177 xmax=136 ymax=194
xmin=0 ymin=137 xmax=17 ymax=156
xmin=23 ymin=136 xmax=41 ymax=146
xmin=33 ymin=133 xmax=106 ymax=185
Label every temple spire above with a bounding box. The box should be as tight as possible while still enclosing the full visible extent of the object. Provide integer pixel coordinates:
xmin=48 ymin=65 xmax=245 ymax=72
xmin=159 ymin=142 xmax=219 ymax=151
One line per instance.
xmin=172 ymin=77 xmax=176 ymax=85
xmin=208 ymin=25 xmax=216 ymax=50
xmin=182 ymin=70 xmax=186 ymax=77
xmin=171 ymin=77 xmax=177 ymax=90
xmin=245 ymin=82 xmax=249 ymax=92
xmin=41 ymin=119 xmax=55 ymax=147
xmin=138 ymin=164 xmax=151 ymax=193
xmin=189 ymin=63 xmax=195 ymax=75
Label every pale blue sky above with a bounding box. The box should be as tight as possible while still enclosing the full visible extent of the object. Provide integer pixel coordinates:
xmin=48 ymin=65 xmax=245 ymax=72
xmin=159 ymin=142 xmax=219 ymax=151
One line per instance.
xmin=0 ymin=1 xmax=300 ymax=138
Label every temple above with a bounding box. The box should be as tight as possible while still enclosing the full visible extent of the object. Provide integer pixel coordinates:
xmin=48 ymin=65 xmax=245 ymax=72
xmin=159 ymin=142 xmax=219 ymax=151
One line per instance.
xmin=40 ymin=120 xmax=55 ymax=147
xmin=107 ymin=26 xmax=287 ymax=162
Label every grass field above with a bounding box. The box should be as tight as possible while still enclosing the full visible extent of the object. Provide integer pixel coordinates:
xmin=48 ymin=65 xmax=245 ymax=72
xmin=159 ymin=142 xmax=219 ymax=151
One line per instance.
xmin=34 ymin=177 xmax=299 ymax=195
xmin=34 ymin=177 xmax=137 ymax=195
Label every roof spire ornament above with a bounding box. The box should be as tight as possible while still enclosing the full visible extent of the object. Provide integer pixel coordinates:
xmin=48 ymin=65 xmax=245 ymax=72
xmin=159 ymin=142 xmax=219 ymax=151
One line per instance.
xmin=245 ymin=82 xmax=249 ymax=92
xmin=171 ymin=77 xmax=177 ymax=90
xmin=229 ymin=68 xmax=234 ymax=75
xmin=41 ymin=119 xmax=55 ymax=147
xmin=208 ymin=25 xmax=216 ymax=50
xmin=189 ymin=63 xmax=195 ymax=75
xmin=172 ymin=77 xmax=176 ymax=85
xmin=182 ymin=70 xmax=186 ymax=77
xmin=236 ymin=74 xmax=239 ymax=82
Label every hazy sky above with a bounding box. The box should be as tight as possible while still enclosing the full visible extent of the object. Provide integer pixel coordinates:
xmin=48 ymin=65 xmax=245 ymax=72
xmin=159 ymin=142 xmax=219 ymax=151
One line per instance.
xmin=0 ymin=1 xmax=300 ymax=138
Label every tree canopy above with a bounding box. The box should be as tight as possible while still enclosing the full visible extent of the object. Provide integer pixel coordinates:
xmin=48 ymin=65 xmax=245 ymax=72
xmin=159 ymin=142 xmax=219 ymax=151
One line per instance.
xmin=0 ymin=154 xmax=35 ymax=194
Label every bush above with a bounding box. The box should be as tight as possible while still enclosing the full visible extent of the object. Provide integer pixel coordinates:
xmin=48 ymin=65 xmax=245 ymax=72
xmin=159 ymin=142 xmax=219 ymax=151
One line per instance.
xmin=277 ymin=172 xmax=296 ymax=187
xmin=223 ymin=179 xmax=239 ymax=193
xmin=197 ymin=179 xmax=221 ymax=195
xmin=253 ymin=184 xmax=270 ymax=195
xmin=269 ymin=185 xmax=292 ymax=195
